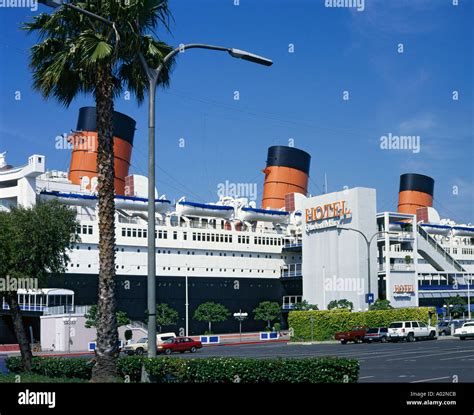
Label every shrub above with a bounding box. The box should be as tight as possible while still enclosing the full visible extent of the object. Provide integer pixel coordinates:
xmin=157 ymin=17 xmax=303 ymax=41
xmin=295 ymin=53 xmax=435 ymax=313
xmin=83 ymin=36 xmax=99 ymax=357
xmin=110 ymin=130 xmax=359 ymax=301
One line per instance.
xmin=6 ymin=357 xmax=93 ymax=379
xmin=288 ymin=307 xmax=437 ymax=341
xmin=6 ymin=356 xmax=359 ymax=383
xmin=142 ymin=357 xmax=358 ymax=383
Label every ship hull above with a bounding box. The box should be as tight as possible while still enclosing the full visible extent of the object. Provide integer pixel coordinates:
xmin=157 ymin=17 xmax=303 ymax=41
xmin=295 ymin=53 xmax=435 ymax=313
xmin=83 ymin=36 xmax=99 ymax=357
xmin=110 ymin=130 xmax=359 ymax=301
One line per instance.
xmin=46 ymin=273 xmax=302 ymax=334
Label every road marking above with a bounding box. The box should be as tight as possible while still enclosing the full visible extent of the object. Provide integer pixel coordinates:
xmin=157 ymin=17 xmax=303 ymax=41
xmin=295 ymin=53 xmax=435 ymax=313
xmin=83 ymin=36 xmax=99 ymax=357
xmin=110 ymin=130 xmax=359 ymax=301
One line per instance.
xmin=359 ymin=376 xmax=375 ymax=379
xmin=386 ymin=348 xmax=474 ymax=361
xmin=440 ymin=354 xmax=474 ymax=361
xmin=411 ymin=376 xmax=451 ymax=383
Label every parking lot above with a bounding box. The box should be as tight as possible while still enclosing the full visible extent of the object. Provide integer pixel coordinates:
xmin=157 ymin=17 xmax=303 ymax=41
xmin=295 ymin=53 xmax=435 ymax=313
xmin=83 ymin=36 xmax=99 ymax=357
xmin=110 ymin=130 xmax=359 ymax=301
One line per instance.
xmin=170 ymin=338 xmax=474 ymax=383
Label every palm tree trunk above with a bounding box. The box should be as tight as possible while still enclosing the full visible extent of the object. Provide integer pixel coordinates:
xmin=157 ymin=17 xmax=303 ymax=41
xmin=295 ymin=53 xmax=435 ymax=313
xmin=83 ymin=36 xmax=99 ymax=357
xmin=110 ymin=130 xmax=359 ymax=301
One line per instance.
xmin=91 ymin=63 xmax=119 ymax=382
xmin=5 ymin=292 xmax=33 ymax=372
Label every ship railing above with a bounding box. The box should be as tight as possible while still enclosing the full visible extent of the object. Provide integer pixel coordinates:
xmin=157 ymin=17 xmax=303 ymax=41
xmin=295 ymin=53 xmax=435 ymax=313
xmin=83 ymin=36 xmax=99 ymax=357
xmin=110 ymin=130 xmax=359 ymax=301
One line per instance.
xmin=43 ymin=305 xmax=92 ymax=316
xmin=281 ymin=263 xmax=302 ymax=278
xmin=282 ymin=295 xmax=303 ymax=310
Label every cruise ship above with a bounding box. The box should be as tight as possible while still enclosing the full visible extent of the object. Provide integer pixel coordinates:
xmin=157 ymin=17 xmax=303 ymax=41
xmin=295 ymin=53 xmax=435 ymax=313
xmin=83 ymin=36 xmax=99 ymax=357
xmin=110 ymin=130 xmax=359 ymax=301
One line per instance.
xmin=0 ymin=107 xmax=473 ymax=340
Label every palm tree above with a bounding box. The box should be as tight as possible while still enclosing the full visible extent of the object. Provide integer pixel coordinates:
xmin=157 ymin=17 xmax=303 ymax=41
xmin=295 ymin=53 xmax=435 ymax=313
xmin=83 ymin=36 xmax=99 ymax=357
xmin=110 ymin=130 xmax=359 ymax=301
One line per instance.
xmin=23 ymin=0 xmax=174 ymax=382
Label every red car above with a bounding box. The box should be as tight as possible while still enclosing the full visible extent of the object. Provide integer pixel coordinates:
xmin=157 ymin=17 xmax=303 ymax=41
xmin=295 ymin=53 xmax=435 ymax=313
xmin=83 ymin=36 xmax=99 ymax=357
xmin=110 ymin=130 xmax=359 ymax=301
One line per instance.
xmin=158 ymin=337 xmax=203 ymax=355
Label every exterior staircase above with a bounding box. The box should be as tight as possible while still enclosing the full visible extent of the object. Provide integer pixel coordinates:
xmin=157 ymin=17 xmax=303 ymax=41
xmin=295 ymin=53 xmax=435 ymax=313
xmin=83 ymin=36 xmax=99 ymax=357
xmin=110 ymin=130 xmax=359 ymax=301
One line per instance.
xmin=417 ymin=225 xmax=466 ymax=273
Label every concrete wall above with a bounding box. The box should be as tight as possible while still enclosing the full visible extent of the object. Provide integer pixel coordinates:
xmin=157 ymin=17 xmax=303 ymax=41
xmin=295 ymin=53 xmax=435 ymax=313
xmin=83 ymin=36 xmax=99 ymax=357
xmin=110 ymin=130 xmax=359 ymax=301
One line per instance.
xmin=302 ymin=187 xmax=378 ymax=311
xmin=40 ymin=314 xmax=148 ymax=352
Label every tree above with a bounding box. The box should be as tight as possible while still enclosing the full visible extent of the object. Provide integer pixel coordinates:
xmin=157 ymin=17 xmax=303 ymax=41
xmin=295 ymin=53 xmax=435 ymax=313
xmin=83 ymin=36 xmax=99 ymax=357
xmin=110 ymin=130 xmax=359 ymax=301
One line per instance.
xmin=24 ymin=1 xmax=174 ymax=381
xmin=369 ymin=299 xmax=393 ymax=311
xmin=84 ymin=305 xmax=130 ymax=329
xmin=445 ymin=296 xmax=467 ymax=319
xmin=293 ymin=300 xmax=319 ymax=311
xmin=327 ymin=299 xmax=354 ymax=311
xmin=156 ymin=303 xmax=179 ymax=333
xmin=193 ymin=302 xmax=230 ymax=334
xmin=0 ymin=201 xmax=78 ymax=372
xmin=253 ymin=301 xmax=281 ymax=330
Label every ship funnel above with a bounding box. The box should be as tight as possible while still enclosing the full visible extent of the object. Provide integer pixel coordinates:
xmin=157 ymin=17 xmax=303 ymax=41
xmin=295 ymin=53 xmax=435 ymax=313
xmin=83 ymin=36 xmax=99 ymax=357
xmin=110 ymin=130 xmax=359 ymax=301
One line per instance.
xmin=68 ymin=107 xmax=136 ymax=195
xmin=397 ymin=173 xmax=434 ymax=215
xmin=261 ymin=146 xmax=311 ymax=209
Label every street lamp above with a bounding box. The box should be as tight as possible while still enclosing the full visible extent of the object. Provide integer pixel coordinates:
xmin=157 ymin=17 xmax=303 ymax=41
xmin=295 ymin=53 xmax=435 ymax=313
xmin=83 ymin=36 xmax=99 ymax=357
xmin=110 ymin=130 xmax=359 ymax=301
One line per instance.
xmin=337 ymin=226 xmax=397 ymax=305
xmin=233 ymin=310 xmax=248 ymax=342
xmin=39 ymin=0 xmax=273 ymax=358
xmin=140 ymin=44 xmax=271 ymax=357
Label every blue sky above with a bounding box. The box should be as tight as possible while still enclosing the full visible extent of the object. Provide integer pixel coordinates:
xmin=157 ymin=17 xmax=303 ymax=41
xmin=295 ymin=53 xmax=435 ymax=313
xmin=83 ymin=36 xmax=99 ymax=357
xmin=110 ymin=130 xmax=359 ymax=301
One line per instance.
xmin=0 ymin=0 xmax=472 ymax=223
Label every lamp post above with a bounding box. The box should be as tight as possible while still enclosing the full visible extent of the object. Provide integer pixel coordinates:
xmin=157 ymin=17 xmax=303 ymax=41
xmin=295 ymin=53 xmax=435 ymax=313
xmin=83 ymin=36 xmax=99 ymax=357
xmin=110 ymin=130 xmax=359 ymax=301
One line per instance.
xmin=39 ymin=0 xmax=273 ymax=358
xmin=140 ymin=44 xmax=272 ymax=356
xmin=233 ymin=310 xmax=248 ymax=342
xmin=337 ymin=227 xmax=397 ymax=304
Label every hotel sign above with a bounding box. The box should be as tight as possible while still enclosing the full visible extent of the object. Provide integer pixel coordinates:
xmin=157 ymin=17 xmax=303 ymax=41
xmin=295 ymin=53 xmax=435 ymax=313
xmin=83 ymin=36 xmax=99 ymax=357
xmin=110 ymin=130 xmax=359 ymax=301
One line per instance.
xmin=393 ymin=284 xmax=415 ymax=294
xmin=305 ymin=200 xmax=351 ymax=232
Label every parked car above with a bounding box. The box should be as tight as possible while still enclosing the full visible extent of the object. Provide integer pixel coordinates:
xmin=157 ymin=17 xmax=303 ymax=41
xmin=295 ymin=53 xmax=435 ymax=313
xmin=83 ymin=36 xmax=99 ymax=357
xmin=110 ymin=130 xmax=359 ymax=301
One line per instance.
xmin=453 ymin=321 xmax=474 ymax=340
xmin=388 ymin=321 xmax=437 ymax=342
xmin=123 ymin=332 xmax=176 ymax=356
xmin=363 ymin=327 xmax=389 ymax=343
xmin=438 ymin=320 xmax=464 ymax=336
xmin=157 ymin=337 xmax=203 ymax=355
xmin=335 ymin=327 xmax=367 ymax=344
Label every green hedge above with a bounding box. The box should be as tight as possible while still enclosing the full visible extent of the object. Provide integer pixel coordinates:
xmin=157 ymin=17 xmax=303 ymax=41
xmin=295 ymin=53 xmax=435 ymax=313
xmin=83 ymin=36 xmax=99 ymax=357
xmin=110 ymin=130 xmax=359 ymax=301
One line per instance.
xmin=288 ymin=307 xmax=437 ymax=341
xmin=6 ymin=356 xmax=359 ymax=383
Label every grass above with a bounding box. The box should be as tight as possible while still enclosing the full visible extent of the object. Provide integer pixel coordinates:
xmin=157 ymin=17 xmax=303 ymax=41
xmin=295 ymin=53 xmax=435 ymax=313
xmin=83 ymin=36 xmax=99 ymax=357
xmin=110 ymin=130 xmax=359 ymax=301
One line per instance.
xmin=0 ymin=373 xmax=87 ymax=383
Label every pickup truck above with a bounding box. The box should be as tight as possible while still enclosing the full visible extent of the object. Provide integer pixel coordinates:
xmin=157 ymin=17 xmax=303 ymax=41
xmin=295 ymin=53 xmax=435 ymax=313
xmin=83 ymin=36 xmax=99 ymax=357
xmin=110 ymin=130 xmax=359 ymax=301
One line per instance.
xmin=335 ymin=327 xmax=367 ymax=344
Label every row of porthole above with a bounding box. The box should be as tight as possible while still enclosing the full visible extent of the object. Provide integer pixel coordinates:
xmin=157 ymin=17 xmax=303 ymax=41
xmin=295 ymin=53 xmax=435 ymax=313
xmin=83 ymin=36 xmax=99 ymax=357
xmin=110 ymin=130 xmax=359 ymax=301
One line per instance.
xmin=76 ymin=245 xmax=289 ymax=259
xmin=69 ymin=263 xmax=276 ymax=274
xmin=74 ymin=246 xmax=299 ymax=260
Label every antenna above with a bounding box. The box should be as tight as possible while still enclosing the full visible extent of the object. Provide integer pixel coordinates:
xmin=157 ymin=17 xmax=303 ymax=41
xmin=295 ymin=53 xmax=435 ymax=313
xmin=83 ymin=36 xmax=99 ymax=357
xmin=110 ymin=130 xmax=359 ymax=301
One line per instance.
xmin=324 ymin=173 xmax=328 ymax=194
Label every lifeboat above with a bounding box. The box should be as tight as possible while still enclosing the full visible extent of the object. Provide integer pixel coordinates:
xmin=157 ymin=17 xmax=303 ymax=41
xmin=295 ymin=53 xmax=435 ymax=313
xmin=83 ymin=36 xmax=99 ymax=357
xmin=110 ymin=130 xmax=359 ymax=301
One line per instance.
xmin=419 ymin=223 xmax=451 ymax=236
xmin=176 ymin=200 xmax=234 ymax=218
xmin=452 ymin=226 xmax=474 ymax=237
xmin=39 ymin=191 xmax=171 ymax=213
xmin=236 ymin=206 xmax=289 ymax=223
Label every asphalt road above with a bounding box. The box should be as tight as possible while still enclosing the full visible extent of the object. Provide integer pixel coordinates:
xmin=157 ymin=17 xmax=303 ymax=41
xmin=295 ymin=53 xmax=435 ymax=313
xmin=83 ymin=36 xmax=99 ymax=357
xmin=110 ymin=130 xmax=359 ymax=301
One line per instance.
xmin=172 ymin=338 xmax=474 ymax=383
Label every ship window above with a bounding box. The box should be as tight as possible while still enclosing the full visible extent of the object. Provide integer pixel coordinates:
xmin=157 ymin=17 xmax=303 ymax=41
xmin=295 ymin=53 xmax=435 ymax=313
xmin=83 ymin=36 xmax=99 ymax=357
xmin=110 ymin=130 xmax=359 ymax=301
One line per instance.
xmin=163 ymin=267 xmax=166 ymax=270
xmin=178 ymin=251 xmax=180 ymax=254
xmin=137 ymin=229 xmax=142 ymax=238
xmin=246 ymin=237 xmax=250 ymax=244
xmin=88 ymin=247 xmax=91 ymax=251
xmin=197 ymin=233 xmax=201 ymax=241
xmin=192 ymin=268 xmax=195 ymax=270
xmin=249 ymin=254 xmax=252 ymax=258
xmin=168 ymin=250 xmax=171 ymax=254
xmin=220 ymin=235 xmax=224 ymax=242
xmin=210 ymin=234 xmax=213 ymax=242
xmin=137 ymin=249 xmax=140 ymax=253
xmin=173 ymin=231 xmax=177 ymax=240
xmin=164 ymin=231 xmax=168 ymax=239
xmin=154 ymin=230 xmax=157 ymax=238
xmin=121 ymin=248 xmax=124 ymax=252
xmin=158 ymin=250 xmax=161 ymax=254
xmin=192 ymin=233 xmax=196 ymax=241
xmin=206 ymin=252 xmax=209 ymax=256
xmin=233 ymin=253 xmax=235 ymax=257
xmin=137 ymin=266 xmax=140 ymax=270
xmin=127 ymin=229 xmax=131 ymax=237
xmin=183 ymin=232 xmax=187 ymax=241
xmin=210 ymin=253 xmax=213 ymax=256
xmin=143 ymin=230 xmax=147 ymax=238
xmin=132 ymin=229 xmax=137 ymax=238
xmin=241 ymin=254 xmax=244 ymax=257
xmin=121 ymin=228 xmax=125 ymax=237
xmin=88 ymin=264 xmax=91 ymax=268
xmin=178 ymin=267 xmax=180 ymax=271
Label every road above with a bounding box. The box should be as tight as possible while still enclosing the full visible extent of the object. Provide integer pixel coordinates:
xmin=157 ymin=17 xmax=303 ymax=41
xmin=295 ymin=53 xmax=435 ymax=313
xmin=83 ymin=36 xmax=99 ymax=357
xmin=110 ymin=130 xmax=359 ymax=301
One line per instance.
xmin=172 ymin=338 xmax=474 ymax=383
xmin=2 ymin=338 xmax=473 ymax=382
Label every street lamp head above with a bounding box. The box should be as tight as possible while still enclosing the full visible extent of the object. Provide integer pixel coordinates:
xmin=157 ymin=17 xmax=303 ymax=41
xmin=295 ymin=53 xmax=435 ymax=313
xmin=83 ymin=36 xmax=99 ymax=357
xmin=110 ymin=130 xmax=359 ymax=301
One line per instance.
xmin=228 ymin=48 xmax=273 ymax=66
